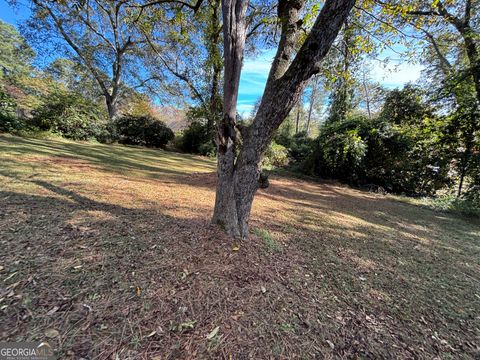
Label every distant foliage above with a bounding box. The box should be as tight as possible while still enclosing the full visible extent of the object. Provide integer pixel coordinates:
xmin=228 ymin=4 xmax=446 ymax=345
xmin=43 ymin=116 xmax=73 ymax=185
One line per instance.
xmin=0 ymin=20 xmax=35 ymax=79
xmin=145 ymin=120 xmax=175 ymax=148
xmin=288 ymin=132 xmax=315 ymax=163
xmin=275 ymin=130 xmax=314 ymax=164
xmin=0 ymin=86 xmax=23 ymax=132
xmin=180 ymin=121 xmax=216 ymax=155
xmin=262 ymin=141 xmax=289 ymax=169
xmin=379 ymin=85 xmax=432 ymax=125
xmin=115 ymin=115 xmax=174 ymax=149
xmin=298 ymin=85 xmax=456 ymax=196
xmin=31 ymin=91 xmax=108 ymax=141
xmin=430 ymin=192 xmax=480 ymax=218
xmin=306 ymin=117 xmax=368 ymax=182
xmin=305 ymin=114 xmax=451 ymax=195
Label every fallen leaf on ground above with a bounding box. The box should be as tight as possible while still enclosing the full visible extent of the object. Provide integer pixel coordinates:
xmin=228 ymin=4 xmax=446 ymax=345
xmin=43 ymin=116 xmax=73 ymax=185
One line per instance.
xmin=44 ymin=329 xmax=59 ymax=338
xmin=207 ymin=326 xmax=220 ymax=340
xmin=47 ymin=306 xmax=59 ymax=315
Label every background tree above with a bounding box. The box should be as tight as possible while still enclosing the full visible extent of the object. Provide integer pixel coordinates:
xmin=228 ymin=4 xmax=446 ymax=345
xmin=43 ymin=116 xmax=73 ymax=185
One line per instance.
xmin=19 ymin=0 xmax=165 ymax=119
xmin=45 ymin=58 xmax=100 ymax=101
xmin=0 ymin=20 xmax=35 ymax=80
xmin=376 ymin=0 xmax=480 ymax=195
xmin=140 ymin=0 xmax=277 ymax=154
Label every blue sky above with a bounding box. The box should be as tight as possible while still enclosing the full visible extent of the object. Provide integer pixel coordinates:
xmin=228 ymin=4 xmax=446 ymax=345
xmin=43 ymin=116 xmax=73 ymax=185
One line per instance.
xmin=0 ymin=0 xmax=422 ymax=115
xmin=237 ymin=49 xmax=423 ymax=115
xmin=0 ymin=0 xmax=29 ymax=25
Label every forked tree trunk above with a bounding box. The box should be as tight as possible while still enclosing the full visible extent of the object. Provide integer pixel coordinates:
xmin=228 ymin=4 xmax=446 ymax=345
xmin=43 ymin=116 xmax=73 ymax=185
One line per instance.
xmin=213 ymin=0 xmax=356 ymax=238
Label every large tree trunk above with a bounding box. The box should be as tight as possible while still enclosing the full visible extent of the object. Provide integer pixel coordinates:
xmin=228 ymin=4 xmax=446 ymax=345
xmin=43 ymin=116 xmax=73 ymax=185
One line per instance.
xmin=213 ymin=0 xmax=356 ymax=239
xmin=212 ymin=0 xmax=249 ymax=237
xmin=106 ymin=96 xmax=118 ymax=121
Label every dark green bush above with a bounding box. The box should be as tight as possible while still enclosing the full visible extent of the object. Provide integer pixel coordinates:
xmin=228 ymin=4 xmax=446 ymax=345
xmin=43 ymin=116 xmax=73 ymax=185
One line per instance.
xmin=180 ymin=121 xmax=215 ymax=155
xmin=263 ymin=141 xmax=289 ymax=169
xmin=145 ymin=120 xmax=175 ymax=148
xmin=305 ymin=115 xmax=451 ymax=195
xmin=115 ymin=114 xmax=173 ymax=148
xmin=0 ymin=87 xmax=26 ymax=132
xmin=288 ymin=131 xmax=314 ymax=163
xmin=31 ymin=91 xmax=108 ymax=141
xmin=305 ymin=116 xmax=368 ymax=182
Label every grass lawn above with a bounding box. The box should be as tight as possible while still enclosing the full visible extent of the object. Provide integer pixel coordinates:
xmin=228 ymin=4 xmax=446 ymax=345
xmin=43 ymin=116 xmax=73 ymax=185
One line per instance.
xmin=1 ymin=134 xmax=479 ymax=359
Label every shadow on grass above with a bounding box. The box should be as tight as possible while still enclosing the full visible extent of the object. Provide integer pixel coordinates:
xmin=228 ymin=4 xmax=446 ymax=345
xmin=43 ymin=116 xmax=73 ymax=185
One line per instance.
xmin=255 ymin=180 xmax=480 ymax=346
xmin=0 ymin=134 xmax=216 ymax=180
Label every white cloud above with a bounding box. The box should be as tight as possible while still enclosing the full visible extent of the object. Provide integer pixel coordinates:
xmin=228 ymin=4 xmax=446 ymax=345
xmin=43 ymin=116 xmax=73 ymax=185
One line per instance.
xmin=238 ymin=52 xmax=274 ymax=98
xmin=370 ymin=61 xmax=423 ymax=88
xmin=242 ymin=51 xmax=275 ymax=75
xmin=237 ymin=104 xmax=254 ymax=115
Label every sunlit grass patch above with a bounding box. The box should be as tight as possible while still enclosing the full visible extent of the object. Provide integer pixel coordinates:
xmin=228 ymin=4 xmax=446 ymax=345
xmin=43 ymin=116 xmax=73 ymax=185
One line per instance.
xmin=252 ymin=228 xmax=282 ymax=252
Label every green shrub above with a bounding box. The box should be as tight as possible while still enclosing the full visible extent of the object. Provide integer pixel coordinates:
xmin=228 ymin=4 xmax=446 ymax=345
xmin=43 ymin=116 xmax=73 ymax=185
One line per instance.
xmin=30 ymin=90 xmax=108 ymax=141
xmin=0 ymin=114 xmax=26 ymax=133
xmin=180 ymin=121 xmax=214 ymax=155
xmin=198 ymin=141 xmax=216 ymax=157
xmin=0 ymin=87 xmax=26 ymax=132
xmin=263 ymin=141 xmax=289 ymax=169
xmin=172 ymin=133 xmax=184 ymax=150
xmin=95 ymin=122 xmax=117 ymax=144
xmin=145 ymin=120 xmax=175 ymax=148
xmin=429 ymin=193 xmax=480 ymax=218
xmin=115 ymin=114 xmax=174 ymax=148
xmin=305 ymin=115 xmax=451 ymax=195
xmin=288 ymin=131 xmax=314 ymax=163
xmin=306 ymin=117 xmax=368 ymax=181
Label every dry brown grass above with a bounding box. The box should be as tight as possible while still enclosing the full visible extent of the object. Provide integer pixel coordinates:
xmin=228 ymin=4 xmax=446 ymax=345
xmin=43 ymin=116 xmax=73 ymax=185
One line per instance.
xmin=1 ymin=134 xmax=479 ymax=359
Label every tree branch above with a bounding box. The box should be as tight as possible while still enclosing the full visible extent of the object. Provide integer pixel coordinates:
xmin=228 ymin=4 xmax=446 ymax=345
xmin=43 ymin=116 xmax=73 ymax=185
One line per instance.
xmin=33 ymin=0 xmax=110 ymax=98
xmin=139 ymin=27 xmax=206 ymax=107
xmin=464 ymin=0 xmax=472 ymax=25
xmin=265 ymin=0 xmax=305 ymax=86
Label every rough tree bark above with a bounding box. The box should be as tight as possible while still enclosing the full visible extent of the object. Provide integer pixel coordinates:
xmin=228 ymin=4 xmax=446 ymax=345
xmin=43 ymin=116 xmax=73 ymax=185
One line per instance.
xmin=213 ymin=0 xmax=356 ymax=238
xmin=212 ymin=0 xmax=250 ymax=237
